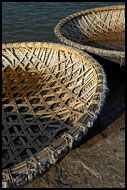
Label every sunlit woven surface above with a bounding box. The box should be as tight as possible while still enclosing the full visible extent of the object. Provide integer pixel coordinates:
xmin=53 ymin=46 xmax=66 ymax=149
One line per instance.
xmin=2 ymin=42 xmax=107 ymax=188
xmin=54 ymin=5 xmax=125 ymax=65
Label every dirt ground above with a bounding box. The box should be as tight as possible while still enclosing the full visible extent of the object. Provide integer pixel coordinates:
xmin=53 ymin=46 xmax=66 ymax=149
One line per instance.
xmin=24 ymin=112 xmax=125 ymax=188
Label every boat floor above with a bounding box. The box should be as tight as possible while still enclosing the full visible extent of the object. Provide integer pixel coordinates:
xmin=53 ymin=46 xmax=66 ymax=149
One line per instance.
xmin=24 ymin=57 xmax=125 ymax=188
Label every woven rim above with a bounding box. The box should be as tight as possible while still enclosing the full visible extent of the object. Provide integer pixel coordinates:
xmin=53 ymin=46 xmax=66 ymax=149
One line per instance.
xmin=2 ymin=42 xmax=108 ymax=188
xmin=54 ymin=5 xmax=125 ymax=65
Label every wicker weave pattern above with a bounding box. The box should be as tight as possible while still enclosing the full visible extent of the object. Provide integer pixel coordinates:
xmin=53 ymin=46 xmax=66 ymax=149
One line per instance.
xmin=2 ymin=42 xmax=107 ymax=188
xmin=54 ymin=5 xmax=125 ymax=65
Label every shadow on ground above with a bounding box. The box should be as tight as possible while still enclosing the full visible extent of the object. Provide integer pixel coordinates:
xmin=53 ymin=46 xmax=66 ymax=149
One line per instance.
xmin=75 ymin=55 xmax=125 ymax=148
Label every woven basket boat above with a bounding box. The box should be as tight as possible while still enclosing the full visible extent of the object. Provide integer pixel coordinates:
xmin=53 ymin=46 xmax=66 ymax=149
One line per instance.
xmin=2 ymin=42 xmax=107 ymax=188
xmin=54 ymin=5 xmax=125 ymax=66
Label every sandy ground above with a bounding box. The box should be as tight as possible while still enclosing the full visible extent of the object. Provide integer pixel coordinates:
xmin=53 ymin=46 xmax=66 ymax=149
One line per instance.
xmin=25 ymin=113 xmax=125 ymax=188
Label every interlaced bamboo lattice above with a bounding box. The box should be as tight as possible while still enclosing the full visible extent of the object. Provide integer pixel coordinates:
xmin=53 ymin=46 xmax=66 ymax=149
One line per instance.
xmin=2 ymin=42 xmax=107 ymax=188
xmin=54 ymin=5 xmax=125 ymax=66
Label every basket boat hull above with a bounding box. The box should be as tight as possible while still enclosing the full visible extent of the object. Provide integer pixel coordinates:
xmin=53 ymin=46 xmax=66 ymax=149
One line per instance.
xmin=2 ymin=42 xmax=108 ymax=188
xmin=54 ymin=5 xmax=125 ymax=66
